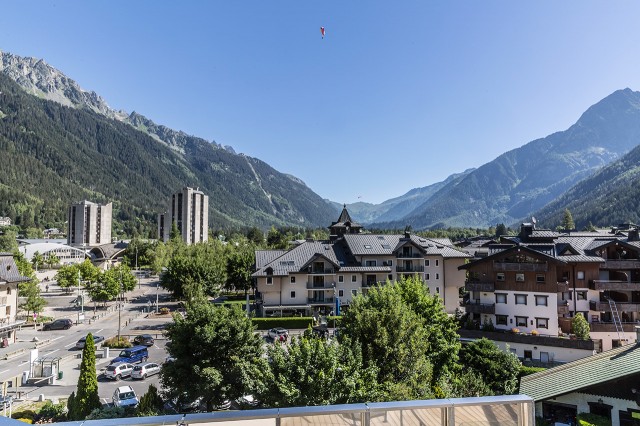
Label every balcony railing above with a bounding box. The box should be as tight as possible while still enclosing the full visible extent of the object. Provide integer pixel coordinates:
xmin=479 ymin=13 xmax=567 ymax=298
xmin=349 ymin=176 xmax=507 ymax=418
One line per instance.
xmin=396 ymin=253 xmax=423 ymax=259
xmin=590 ymin=301 xmax=640 ymax=312
xmin=308 ymin=297 xmax=335 ymax=305
xmin=459 ymin=329 xmax=597 ymax=351
xmin=557 ymin=304 xmax=570 ymax=315
xmin=306 ymin=282 xmax=335 ymax=289
xmin=308 ymin=268 xmax=336 ymax=275
xmin=464 ymin=301 xmax=495 ymax=314
xmin=493 ymin=262 xmax=548 ymax=272
xmin=465 ymin=282 xmax=495 ymax=292
xmin=362 ymin=281 xmax=387 ymax=288
xmin=603 ymin=259 xmax=640 ymax=269
xmin=556 ymin=281 xmax=569 ymax=292
xmin=396 ymin=266 xmax=425 ymax=273
xmin=590 ymin=280 xmax=640 ymax=291
xmin=589 ymin=322 xmax=639 ymax=333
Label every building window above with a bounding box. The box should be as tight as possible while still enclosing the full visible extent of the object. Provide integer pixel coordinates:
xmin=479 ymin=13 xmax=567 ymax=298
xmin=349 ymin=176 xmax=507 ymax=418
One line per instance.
xmin=577 ymin=271 xmax=585 ymax=280
xmin=516 ymin=273 xmax=525 ymax=282
xmin=577 ymin=291 xmax=587 ymax=300
xmin=535 ymin=295 xmax=548 ymax=306
xmin=387 ymin=260 xmax=393 ymax=266
xmin=435 ymin=287 xmax=440 ymax=294
xmin=515 ymin=316 xmax=528 ymax=327
xmin=536 ymin=318 xmax=549 ymax=329
xmin=290 ymin=291 xmax=296 ymax=298
xmin=365 ymin=260 xmax=377 ymax=267
xmin=435 ymin=273 xmax=440 ymax=280
xmin=351 ymin=289 xmax=357 ymax=296
xmin=290 ymin=276 xmax=296 ymax=283
xmin=388 ymin=274 xmax=393 ymax=281
xmin=515 ymin=294 xmax=527 ymax=305
xmin=425 ymin=273 xmax=430 ymax=280
xmin=5 ymin=306 xmax=10 ymax=316
xmin=338 ymin=289 xmax=344 ymax=297
xmin=536 ymin=274 xmax=545 ymax=283
xmin=266 ymin=277 xmax=273 ymax=285
xmin=6 ymin=286 xmax=11 ymax=295
xmin=495 ymin=293 xmax=507 ymax=304
xmin=496 ymin=273 xmax=505 ymax=281
xmin=351 ymin=275 xmax=357 ymax=282
xmin=496 ymin=315 xmax=508 ymax=325
xmin=338 ymin=275 xmax=344 ymax=283
xmin=435 ymin=259 xmax=439 ymax=267
xmin=425 ymin=259 xmax=430 ymax=267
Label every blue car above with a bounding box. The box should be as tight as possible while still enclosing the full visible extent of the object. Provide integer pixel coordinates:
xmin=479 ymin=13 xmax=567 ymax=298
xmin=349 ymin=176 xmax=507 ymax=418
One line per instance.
xmin=110 ymin=345 xmax=149 ymax=364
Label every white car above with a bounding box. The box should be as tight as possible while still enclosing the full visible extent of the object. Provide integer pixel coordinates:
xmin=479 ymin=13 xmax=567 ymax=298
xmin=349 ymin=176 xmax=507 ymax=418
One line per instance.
xmin=267 ymin=327 xmax=289 ymax=341
xmin=131 ymin=362 xmax=161 ymax=379
xmin=112 ymin=385 xmax=139 ymax=408
xmin=104 ymin=362 xmax=134 ymax=381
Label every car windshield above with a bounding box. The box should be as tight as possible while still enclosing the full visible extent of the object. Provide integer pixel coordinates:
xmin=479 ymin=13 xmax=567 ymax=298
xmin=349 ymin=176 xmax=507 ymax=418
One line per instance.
xmin=106 ymin=366 xmax=116 ymax=372
xmin=133 ymin=366 xmax=142 ymax=371
xmin=118 ymin=350 xmax=131 ymax=357
xmin=119 ymin=392 xmax=135 ymax=399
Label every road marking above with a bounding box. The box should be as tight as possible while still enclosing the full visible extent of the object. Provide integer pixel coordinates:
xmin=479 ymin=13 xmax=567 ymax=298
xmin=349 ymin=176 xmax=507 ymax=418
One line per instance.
xmin=95 ymin=328 xmax=104 ymax=334
xmin=47 ymin=349 xmax=59 ymax=355
xmin=0 ymin=369 xmax=9 ymax=375
xmin=18 ymin=360 xmax=30 ymax=366
xmin=51 ymin=336 xmax=65 ymax=342
xmin=64 ymin=342 xmax=75 ymax=348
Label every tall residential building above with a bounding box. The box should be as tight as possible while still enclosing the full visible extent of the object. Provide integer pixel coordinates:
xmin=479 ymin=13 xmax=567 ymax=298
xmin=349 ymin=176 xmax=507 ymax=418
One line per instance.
xmin=158 ymin=187 xmax=209 ymax=244
xmin=67 ymin=200 xmax=112 ymax=247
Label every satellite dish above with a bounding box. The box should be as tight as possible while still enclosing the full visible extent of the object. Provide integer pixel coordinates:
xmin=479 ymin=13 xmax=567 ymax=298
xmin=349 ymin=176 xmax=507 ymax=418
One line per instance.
xmin=531 ymin=216 xmax=537 ymax=225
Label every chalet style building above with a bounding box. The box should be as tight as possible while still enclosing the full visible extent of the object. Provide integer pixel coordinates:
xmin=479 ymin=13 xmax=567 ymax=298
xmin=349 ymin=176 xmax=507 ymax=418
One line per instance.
xmin=460 ymin=222 xmax=640 ymax=358
xmin=0 ymin=253 xmax=31 ymax=344
xmin=253 ymin=206 xmax=471 ymax=317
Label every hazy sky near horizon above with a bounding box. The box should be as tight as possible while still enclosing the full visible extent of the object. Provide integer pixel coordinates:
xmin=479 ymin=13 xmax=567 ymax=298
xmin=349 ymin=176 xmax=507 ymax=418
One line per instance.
xmin=3 ymin=1 xmax=640 ymax=204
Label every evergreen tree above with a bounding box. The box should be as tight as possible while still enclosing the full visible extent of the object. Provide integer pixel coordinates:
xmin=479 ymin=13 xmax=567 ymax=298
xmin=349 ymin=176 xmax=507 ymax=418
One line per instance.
xmin=136 ymin=384 xmax=164 ymax=416
xmin=73 ymin=333 xmax=101 ymax=420
xmin=495 ymin=223 xmax=507 ymax=237
xmin=571 ymin=313 xmax=590 ymax=340
xmin=562 ymin=208 xmax=575 ymax=231
xmin=0 ymin=229 xmax=18 ymax=252
xmin=458 ymin=338 xmax=521 ymax=395
xmin=67 ymin=392 xmax=77 ymax=421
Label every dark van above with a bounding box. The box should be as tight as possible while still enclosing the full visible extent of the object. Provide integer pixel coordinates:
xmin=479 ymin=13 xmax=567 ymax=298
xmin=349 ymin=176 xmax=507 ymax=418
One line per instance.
xmin=110 ymin=345 xmax=149 ymax=364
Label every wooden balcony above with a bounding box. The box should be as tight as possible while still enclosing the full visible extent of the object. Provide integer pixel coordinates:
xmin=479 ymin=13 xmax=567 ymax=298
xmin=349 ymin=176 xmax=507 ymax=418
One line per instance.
xmin=465 ymin=282 xmax=495 ymax=292
xmin=396 ymin=266 xmax=425 ymax=273
xmin=493 ymin=262 xmax=548 ymax=272
xmin=589 ymin=301 xmax=640 ymax=312
xmin=557 ymin=304 xmax=570 ymax=315
xmin=590 ymin=280 xmax=640 ymax=291
xmin=602 ymin=259 xmax=640 ymax=269
xmin=464 ymin=301 xmax=495 ymax=314
xmin=396 ymin=253 xmax=423 ymax=259
xmin=589 ymin=322 xmax=639 ymax=333
xmin=556 ymin=282 xmax=569 ymax=292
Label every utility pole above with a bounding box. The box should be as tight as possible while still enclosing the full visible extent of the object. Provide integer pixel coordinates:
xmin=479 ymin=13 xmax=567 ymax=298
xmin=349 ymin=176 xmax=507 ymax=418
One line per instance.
xmin=156 ymin=282 xmax=159 ymax=314
xmin=118 ymin=269 xmax=123 ymax=342
xmin=135 ymin=246 xmax=140 ymax=289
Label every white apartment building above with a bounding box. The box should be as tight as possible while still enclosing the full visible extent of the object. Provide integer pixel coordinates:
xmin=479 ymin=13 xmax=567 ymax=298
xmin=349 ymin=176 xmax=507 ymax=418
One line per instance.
xmin=253 ymin=206 xmax=471 ymax=317
xmin=0 ymin=253 xmax=30 ymax=343
xmin=158 ymin=187 xmax=209 ymax=245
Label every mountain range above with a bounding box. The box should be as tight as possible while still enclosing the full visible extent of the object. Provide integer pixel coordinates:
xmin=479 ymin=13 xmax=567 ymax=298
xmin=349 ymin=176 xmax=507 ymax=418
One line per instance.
xmin=2 ymin=49 xmax=640 ymax=234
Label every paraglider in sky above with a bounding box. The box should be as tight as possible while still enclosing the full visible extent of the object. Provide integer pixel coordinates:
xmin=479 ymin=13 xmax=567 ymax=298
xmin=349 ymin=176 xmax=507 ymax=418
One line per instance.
xmin=320 ymin=27 xmax=325 ymax=39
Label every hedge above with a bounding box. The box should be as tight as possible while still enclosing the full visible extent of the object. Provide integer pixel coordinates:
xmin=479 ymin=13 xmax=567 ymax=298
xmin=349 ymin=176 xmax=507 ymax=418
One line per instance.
xmin=252 ymin=316 xmax=341 ymax=330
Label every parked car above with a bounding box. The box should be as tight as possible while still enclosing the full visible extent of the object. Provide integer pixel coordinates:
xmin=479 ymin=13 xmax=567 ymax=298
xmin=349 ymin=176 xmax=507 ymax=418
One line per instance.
xmin=164 ymin=395 xmax=205 ymax=413
xmin=131 ymin=362 xmax=161 ymax=379
xmin=42 ymin=319 xmax=73 ymax=331
xmin=104 ymin=362 xmax=134 ymax=380
xmin=267 ymin=327 xmax=289 ymax=341
xmin=110 ymin=346 xmax=149 ymax=364
xmin=75 ymin=335 xmax=105 ymax=349
xmin=112 ymin=385 xmax=139 ymax=408
xmin=133 ymin=334 xmax=155 ymax=347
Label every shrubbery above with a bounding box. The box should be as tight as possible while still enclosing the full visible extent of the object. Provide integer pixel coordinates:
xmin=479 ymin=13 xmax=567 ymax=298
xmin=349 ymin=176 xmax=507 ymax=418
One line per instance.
xmin=103 ymin=336 xmax=132 ymax=348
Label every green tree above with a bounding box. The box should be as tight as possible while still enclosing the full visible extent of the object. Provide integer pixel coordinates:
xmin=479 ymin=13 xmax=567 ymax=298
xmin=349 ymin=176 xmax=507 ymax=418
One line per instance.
xmin=161 ymin=240 xmax=227 ymax=299
xmin=257 ymin=333 xmax=380 ymax=408
xmin=45 ymin=252 xmax=60 ymax=269
xmin=55 ymin=264 xmax=81 ymax=292
xmin=246 ymin=227 xmax=264 ymax=245
xmin=266 ymin=226 xmax=287 ymax=249
xmin=339 ymin=283 xmax=433 ymax=401
xmin=458 ymin=338 xmax=521 ymax=395
xmin=495 ymin=223 xmax=507 ymax=238
xmin=87 ymin=265 xmax=136 ymax=305
xmin=31 ymin=251 xmax=44 ymax=272
xmin=571 ymin=312 xmax=590 ymax=340
xmin=394 ymin=276 xmax=461 ymax=385
xmin=13 ymin=251 xmax=46 ymax=316
xmin=67 ymin=392 xmax=77 ymax=421
xmin=436 ymin=370 xmax=494 ymax=398
xmin=225 ymin=241 xmax=255 ymax=295
xmin=160 ymin=300 xmax=266 ymax=411
xmin=0 ymin=229 xmax=18 ymax=252
xmin=136 ymin=384 xmax=164 ymax=416
xmin=71 ymin=333 xmax=101 ymax=420
xmin=562 ymin=208 xmax=575 ymax=231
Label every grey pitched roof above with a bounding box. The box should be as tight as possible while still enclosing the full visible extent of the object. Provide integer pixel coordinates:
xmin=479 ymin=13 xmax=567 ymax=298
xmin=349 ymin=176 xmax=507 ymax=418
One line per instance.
xmin=0 ymin=254 xmax=31 ymax=283
xmin=253 ymin=241 xmax=345 ymax=277
xmin=343 ymin=234 xmax=400 ymax=255
xmin=555 ymin=255 xmax=605 ymax=263
xmin=520 ymin=341 xmax=640 ymax=401
xmin=255 ymin=250 xmax=287 ymax=269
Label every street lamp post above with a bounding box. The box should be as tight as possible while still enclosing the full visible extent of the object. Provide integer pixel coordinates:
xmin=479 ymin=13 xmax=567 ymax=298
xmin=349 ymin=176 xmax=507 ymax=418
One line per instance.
xmin=155 ymin=282 xmax=159 ymax=314
xmin=117 ymin=269 xmax=123 ymax=342
xmin=135 ymin=247 xmax=140 ymax=289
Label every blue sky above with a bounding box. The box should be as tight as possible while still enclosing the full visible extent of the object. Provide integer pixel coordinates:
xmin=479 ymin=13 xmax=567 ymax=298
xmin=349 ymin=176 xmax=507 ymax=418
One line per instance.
xmin=3 ymin=1 xmax=640 ymax=204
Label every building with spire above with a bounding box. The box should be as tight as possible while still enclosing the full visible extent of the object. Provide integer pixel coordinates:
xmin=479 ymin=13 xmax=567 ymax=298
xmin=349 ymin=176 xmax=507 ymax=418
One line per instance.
xmin=328 ymin=204 xmax=363 ymax=239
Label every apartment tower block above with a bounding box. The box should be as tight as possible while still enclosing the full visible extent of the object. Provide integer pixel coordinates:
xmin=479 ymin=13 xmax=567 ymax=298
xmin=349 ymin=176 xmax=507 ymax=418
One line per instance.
xmin=67 ymin=200 xmax=113 ymax=247
xmin=158 ymin=187 xmax=209 ymax=244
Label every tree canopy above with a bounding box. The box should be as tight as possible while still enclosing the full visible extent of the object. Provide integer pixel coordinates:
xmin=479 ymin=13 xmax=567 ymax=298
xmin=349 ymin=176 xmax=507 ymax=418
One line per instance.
xmin=458 ymin=338 xmax=521 ymax=395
